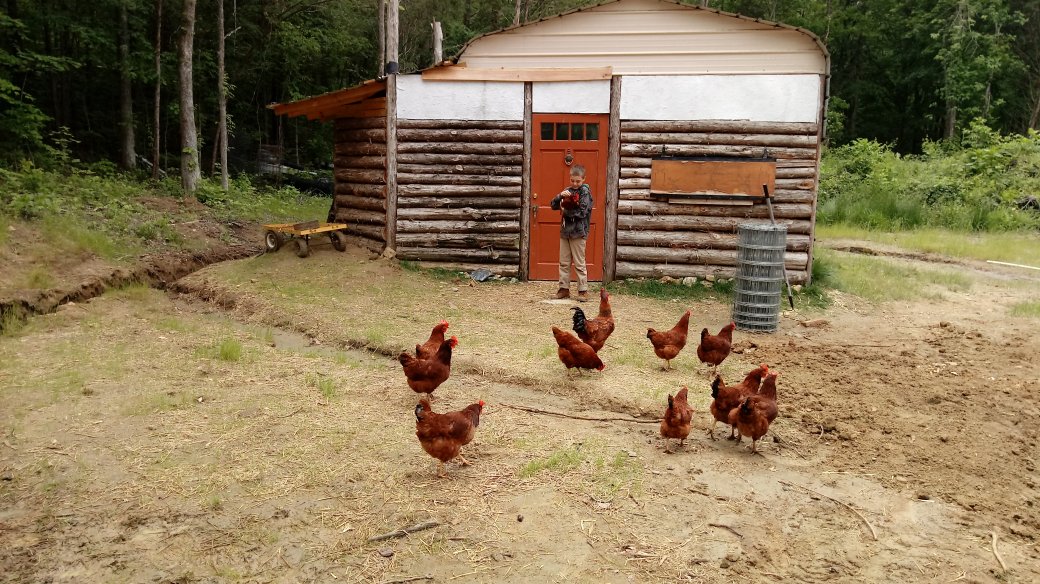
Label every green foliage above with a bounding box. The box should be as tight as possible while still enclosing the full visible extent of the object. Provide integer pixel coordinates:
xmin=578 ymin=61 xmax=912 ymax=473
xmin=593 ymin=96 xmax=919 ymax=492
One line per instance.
xmin=814 ymin=248 xmax=972 ymax=302
xmin=819 ymin=127 xmax=1040 ymax=232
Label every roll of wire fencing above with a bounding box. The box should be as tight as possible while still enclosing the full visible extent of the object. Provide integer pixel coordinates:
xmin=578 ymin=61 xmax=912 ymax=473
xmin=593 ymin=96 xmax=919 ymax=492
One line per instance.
xmin=732 ymin=223 xmax=787 ymax=332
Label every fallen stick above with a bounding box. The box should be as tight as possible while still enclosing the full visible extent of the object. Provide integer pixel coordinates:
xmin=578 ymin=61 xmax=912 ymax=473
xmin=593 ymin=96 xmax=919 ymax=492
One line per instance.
xmin=499 ymin=402 xmax=660 ymax=424
xmin=990 ymin=530 xmax=1007 ymax=572
xmin=708 ymin=523 xmax=744 ymax=539
xmin=779 ymin=480 xmax=878 ymax=541
xmin=366 ymin=521 xmax=441 ymax=543
xmin=380 ymin=576 xmax=434 ymax=584
xmin=987 ymin=259 xmax=1040 ymax=271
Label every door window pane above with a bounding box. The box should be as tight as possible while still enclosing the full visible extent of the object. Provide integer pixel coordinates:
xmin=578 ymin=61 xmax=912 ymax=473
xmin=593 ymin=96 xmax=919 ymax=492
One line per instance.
xmin=570 ymin=123 xmax=584 ymax=140
xmin=555 ymin=123 xmax=569 ymax=140
xmin=586 ymin=123 xmax=599 ymax=141
xmin=540 ymin=122 xmax=553 ymax=141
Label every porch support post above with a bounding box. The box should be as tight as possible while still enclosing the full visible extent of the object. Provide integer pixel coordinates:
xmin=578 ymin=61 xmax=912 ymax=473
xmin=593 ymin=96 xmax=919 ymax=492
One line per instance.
xmin=603 ymin=75 xmax=622 ymax=284
xmin=518 ymin=81 xmax=533 ymax=280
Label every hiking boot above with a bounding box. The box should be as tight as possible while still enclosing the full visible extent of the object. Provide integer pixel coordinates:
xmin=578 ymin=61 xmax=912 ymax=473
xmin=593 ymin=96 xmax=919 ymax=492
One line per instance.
xmin=577 ymin=291 xmax=589 ymax=302
xmin=555 ymin=288 xmax=570 ymax=299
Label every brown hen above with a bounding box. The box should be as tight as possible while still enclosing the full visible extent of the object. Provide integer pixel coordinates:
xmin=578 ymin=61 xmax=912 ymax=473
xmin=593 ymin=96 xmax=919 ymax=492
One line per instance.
xmin=660 ymin=386 xmax=693 ymax=449
xmin=570 ymin=288 xmax=615 ymax=352
xmin=707 ymin=363 xmax=768 ymax=440
xmin=415 ymin=398 xmax=484 ymax=477
xmin=551 ymin=326 xmax=604 ymax=374
xmin=399 ymin=336 xmax=457 ymax=397
xmin=416 ymin=320 xmax=450 ymax=359
xmin=696 ymin=322 xmax=736 ymax=376
xmin=646 ymin=310 xmax=691 ymax=370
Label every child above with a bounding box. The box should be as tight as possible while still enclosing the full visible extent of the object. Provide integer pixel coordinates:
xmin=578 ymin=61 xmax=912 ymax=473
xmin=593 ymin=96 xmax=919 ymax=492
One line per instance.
xmin=550 ymin=164 xmax=593 ymax=301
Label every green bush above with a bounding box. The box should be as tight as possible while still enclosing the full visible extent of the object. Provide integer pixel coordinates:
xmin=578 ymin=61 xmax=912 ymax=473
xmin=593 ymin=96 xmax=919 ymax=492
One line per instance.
xmin=819 ymin=122 xmax=1040 ymax=232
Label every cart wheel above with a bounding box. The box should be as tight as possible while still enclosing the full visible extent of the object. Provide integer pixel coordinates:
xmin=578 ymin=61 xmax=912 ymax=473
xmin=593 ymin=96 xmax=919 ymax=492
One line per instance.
xmin=330 ymin=230 xmax=347 ymax=252
xmin=265 ymin=230 xmax=283 ymax=252
xmin=294 ymin=237 xmax=310 ymax=258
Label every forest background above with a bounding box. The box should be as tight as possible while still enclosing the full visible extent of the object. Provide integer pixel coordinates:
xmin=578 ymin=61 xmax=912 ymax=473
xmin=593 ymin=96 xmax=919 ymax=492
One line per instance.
xmin=2 ymin=0 xmax=1040 ymax=234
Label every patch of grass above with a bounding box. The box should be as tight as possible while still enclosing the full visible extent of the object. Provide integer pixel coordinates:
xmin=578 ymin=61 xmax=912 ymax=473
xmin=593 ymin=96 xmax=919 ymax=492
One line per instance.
xmin=519 ymin=446 xmax=585 ymax=478
xmin=0 ymin=214 xmax=9 ymax=245
xmin=364 ymin=326 xmax=389 ymax=345
xmin=1009 ymin=300 xmax=1040 ymax=318
xmin=122 ymin=391 xmax=194 ymax=416
xmin=194 ymin=336 xmax=244 ymax=362
xmin=818 ymin=248 xmax=972 ymax=302
xmin=38 ymin=215 xmax=124 ymax=260
xmin=399 ymin=260 xmax=463 ymax=282
xmin=23 ymin=266 xmax=55 ymax=289
xmin=307 ymin=373 xmax=336 ymax=399
xmin=108 ymin=282 xmax=152 ymax=302
xmin=590 ymin=451 xmax=643 ymax=499
xmin=218 ymin=338 xmax=243 ymax=361
xmin=0 ymin=305 xmax=29 ymax=336
xmin=156 ymin=317 xmax=191 ymax=332
xmin=817 ymin=225 xmax=1040 ymax=266
xmin=609 ymin=278 xmax=733 ymax=301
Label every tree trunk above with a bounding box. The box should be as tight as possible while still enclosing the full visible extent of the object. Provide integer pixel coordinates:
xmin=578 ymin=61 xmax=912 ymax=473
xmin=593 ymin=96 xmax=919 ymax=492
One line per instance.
xmin=118 ymin=0 xmax=136 ymax=171
xmin=178 ymin=0 xmax=200 ymax=194
xmin=217 ymin=0 xmax=228 ymax=190
xmin=431 ymin=21 xmax=442 ymax=65
xmin=152 ymin=0 xmax=163 ymax=179
xmin=513 ymin=0 xmax=521 ymax=25
xmin=377 ymin=0 xmax=386 ymax=75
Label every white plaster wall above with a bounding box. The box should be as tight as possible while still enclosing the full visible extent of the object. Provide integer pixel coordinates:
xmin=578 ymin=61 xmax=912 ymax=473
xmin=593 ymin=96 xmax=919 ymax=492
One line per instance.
xmin=620 ymin=75 xmax=821 ymax=122
xmin=532 ymin=80 xmax=611 ymax=113
xmin=397 ymin=76 xmax=524 ymax=120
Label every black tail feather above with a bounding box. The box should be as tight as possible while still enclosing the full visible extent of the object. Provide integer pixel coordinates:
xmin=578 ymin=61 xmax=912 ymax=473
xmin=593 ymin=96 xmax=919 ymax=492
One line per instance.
xmin=571 ymin=307 xmax=588 ymax=335
xmin=414 ymin=403 xmax=424 ymax=421
xmin=711 ymin=376 xmax=722 ymax=399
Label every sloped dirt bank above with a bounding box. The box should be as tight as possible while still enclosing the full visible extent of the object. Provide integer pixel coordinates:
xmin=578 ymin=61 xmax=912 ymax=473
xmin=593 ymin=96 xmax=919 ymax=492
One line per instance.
xmin=0 ymin=244 xmax=259 ymax=332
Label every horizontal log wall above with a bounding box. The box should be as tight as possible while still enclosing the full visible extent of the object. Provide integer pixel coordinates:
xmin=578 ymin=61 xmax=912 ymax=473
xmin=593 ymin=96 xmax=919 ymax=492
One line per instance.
xmin=333 ymin=117 xmax=386 ymax=247
xmin=394 ymin=119 xmax=524 ymax=271
xmin=615 ymin=120 xmax=819 ymax=283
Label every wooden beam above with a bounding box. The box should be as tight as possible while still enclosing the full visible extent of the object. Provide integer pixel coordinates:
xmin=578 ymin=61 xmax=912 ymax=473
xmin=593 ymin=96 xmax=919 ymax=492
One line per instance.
xmin=422 ymin=66 xmax=613 ymax=82
xmin=273 ymin=81 xmax=385 ymax=118
xmin=385 ymin=75 xmax=398 ymax=251
xmin=519 ymin=82 xmax=532 ymax=281
xmin=603 ymin=75 xmax=621 ymax=284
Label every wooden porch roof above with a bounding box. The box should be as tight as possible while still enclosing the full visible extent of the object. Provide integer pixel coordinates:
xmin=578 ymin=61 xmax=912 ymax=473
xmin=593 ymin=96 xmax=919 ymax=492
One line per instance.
xmin=269 ymin=78 xmax=387 ymax=121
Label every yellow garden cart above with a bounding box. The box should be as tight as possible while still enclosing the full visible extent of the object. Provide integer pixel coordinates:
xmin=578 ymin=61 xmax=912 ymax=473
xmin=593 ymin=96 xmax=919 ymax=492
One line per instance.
xmin=263 ymin=220 xmax=348 ymax=258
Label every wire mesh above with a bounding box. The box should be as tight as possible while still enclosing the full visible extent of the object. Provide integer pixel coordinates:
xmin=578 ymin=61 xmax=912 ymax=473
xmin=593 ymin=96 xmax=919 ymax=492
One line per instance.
xmin=732 ymin=223 xmax=787 ymax=332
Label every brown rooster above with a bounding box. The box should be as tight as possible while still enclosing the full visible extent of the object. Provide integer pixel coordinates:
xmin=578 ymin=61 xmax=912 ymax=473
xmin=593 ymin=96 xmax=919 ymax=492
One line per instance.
xmin=646 ymin=309 xmax=691 ymax=370
xmin=660 ymin=386 xmax=693 ymax=449
xmin=570 ymin=287 xmax=615 ymax=352
xmin=399 ymin=336 xmax=457 ymax=397
xmin=415 ymin=398 xmax=484 ymax=477
xmin=707 ymin=364 xmax=768 ymax=440
xmin=728 ymin=371 xmax=779 ymax=453
xmin=551 ymin=326 xmax=604 ymax=374
xmin=696 ymin=322 xmax=736 ymax=376
xmin=415 ymin=320 xmax=450 ymax=359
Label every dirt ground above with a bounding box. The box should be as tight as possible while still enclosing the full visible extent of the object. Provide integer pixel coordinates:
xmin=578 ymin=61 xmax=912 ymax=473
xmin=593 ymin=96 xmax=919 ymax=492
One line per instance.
xmin=1 ymin=228 xmax=1039 ymax=583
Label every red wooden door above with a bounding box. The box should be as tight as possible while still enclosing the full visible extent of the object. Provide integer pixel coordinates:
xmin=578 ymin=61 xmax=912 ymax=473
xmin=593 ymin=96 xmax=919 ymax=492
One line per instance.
xmin=529 ymin=114 xmax=608 ymax=281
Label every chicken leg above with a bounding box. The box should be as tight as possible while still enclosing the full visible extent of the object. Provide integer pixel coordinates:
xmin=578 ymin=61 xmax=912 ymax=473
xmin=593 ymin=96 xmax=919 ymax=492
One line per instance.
xmin=457 ymin=454 xmax=472 ymax=466
xmin=436 ymin=461 xmax=447 ymax=478
xmin=707 ymin=420 xmax=718 ymax=440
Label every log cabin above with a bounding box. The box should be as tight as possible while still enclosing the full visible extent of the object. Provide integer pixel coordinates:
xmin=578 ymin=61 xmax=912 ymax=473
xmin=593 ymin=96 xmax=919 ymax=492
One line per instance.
xmin=271 ymin=0 xmax=829 ymax=283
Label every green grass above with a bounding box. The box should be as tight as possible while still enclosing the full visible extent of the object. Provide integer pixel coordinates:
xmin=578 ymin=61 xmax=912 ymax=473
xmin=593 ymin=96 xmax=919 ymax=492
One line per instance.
xmin=609 ymin=277 xmax=733 ymax=301
xmin=1009 ymin=300 xmax=1040 ymax=318
xmin=817 ymin=225 xmax=1040 ymax=266
xmin=0 ymin=306 xmax=28 ymax=337
xmin=816 ymin=247 xmax=972 ymax=302
xmin=307 ymin=373 xmax=336 ymax=399
xmin=121 ymin=390 xmax=195 ymax=416
xmin=194 ymin=336 xmax=244 ymax=361
xmin=519 ymin=446 xmax=584 ymax=478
